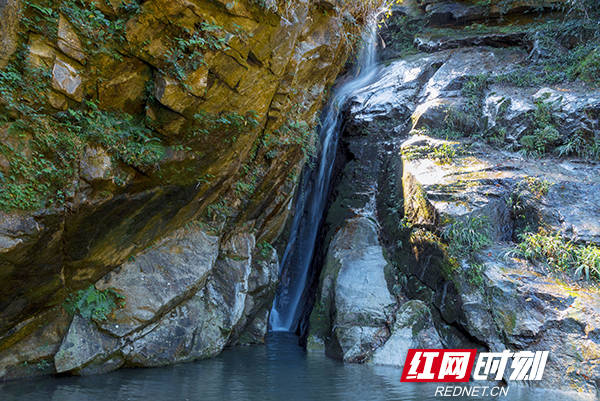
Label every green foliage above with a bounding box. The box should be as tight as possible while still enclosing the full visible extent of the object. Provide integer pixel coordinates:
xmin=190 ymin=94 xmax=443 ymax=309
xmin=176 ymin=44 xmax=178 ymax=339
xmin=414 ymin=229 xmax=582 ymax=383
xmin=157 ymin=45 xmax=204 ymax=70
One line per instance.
xmin=515 ymin=232 xmax=600 ymax=282
xmin=381 ymin=14 xmax=423 ymax=57
xmin=265 ymin=119 xmax=317 ymax=161
xmin=64 ymin=285 xmax=125 ymax=320
xmin=0 ymin=49 xmax=51 ymax=118
xmin=0 ymin=53 xmax=164 ymax=211
xmin=0 ymin=50 xmax=82 ymax=210
xmin=206 ymin=199 xmax=232 ymax=221
xmin=20 ymin=0 xmax=59 ymax=39
xmin=466 ymin=262 xmax=486 ymax=286
xmin=191 ymin=110 xmax=259 ymax=141
xmin=431 ymin=143 xmax=458 ymax=164
xmin=443 ymin=215 xmax=492 ymax=256
xmin=21 ymin=0 xmax=141 ymax=60
xmin=63 ymin=102 xmax=165 ymax=170
xmin=402 ymin=142 xmax=465 ymax=165
xmin=257 ymin=240 xmax=275 ymax=259
xmin=424 ymin=125 xmax=464 ymax=140
xmin=0 ymin=126 xmax=81 ymax=210
xmin=493 ymin=17 xmax=600 ymax=87
xmin=462 ymin=75 xmax=489 ymax=115
xmin=569 ymin=45 xmax=600 ymax=84
xmin=418 ymin=75 xmax=488 ymax=141
xmin=165 ymin=22 xmax=230 ymax=82
xmin=520 ymin=176 xmax=552 ymax=198
xmin=61 ymin=0 xmax=127 ymax=44
xmin=519 ymin=97 xmax=561 ymax=157
xmin=556 ymin=130 xmax=600 ymax=160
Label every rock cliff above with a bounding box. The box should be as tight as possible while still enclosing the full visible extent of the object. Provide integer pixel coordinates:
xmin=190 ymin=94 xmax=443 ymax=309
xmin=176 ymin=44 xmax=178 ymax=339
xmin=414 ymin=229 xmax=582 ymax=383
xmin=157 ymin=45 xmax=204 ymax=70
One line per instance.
xmin=308 ymin=0 xmax=600 ymax=397
xmin=0 ymin=0 xmax=376 ymax=379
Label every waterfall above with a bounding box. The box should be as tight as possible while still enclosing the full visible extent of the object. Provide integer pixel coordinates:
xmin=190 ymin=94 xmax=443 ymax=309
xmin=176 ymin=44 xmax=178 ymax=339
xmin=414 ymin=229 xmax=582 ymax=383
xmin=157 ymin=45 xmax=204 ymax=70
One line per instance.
xmin=269 ymin=23 xmax=380 ymax=333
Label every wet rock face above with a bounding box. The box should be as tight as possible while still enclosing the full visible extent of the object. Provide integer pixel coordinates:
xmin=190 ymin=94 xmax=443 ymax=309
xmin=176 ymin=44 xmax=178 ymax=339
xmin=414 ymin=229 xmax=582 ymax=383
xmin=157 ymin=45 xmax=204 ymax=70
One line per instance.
xmin=309 ymin=0 xmax=600 ymax=396
xmin=0 ymin=0 xmax=372 ymax=380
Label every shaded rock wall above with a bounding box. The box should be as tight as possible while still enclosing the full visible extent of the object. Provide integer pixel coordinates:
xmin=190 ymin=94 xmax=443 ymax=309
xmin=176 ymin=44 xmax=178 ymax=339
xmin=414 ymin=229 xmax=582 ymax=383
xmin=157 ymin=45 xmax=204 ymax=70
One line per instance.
xmin=0 ymin=0 xmax=376 ymax=380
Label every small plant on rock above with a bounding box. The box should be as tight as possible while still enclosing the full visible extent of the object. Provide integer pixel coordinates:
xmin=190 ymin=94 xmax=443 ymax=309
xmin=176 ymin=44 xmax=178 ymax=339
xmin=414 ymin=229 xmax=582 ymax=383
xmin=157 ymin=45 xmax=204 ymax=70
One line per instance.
xmin=443 ymin=215 xmax=492 ymax=256
xmin=514 ymin=231 xmax=600 ymax=282
xmin=64 ymin=285 xmax=125 ymax=321
xmin=257 ymin=241 xmax=275 ymax=259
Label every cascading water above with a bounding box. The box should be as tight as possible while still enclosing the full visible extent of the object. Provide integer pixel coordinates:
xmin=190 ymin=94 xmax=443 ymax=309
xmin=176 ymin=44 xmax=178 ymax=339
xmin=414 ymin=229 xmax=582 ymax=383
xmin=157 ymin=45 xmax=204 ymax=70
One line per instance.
xmin=269 ymin=23 xmax=380 ymax=332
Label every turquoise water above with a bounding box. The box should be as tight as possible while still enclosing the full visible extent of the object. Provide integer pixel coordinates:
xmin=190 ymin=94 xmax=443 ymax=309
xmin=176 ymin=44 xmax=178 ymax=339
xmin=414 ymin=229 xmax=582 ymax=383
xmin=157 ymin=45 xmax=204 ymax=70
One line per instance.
xmin=0 ymin=334 xmax=587 ymax=401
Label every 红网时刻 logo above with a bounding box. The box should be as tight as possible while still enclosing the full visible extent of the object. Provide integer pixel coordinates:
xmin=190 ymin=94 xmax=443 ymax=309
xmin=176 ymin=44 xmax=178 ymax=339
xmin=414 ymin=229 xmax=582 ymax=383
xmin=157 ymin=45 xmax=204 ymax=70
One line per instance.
xmin=400 ymin=349 xmax=549 ymax=383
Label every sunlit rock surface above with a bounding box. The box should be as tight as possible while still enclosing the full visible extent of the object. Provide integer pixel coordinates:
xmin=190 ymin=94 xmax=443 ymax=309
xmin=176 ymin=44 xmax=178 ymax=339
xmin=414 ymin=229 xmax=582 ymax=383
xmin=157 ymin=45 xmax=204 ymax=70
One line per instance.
xmin=308 ymin=1 xmax=600 ymax=396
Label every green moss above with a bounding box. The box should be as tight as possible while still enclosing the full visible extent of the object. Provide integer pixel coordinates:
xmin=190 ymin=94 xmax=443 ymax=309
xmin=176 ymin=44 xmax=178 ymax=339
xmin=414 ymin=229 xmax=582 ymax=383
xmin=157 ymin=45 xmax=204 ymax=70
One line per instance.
xmin=497 ymin=309 xmax=517 ymax=335
xmin=308 ymin=300 xmax=330 ymax=340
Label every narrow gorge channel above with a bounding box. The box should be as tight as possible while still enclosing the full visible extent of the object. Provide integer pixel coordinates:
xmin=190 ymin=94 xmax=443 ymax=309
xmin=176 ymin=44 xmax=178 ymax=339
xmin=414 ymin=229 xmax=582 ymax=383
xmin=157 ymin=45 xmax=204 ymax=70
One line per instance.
xmin=269 ymin=24 xmax=380 ymax=334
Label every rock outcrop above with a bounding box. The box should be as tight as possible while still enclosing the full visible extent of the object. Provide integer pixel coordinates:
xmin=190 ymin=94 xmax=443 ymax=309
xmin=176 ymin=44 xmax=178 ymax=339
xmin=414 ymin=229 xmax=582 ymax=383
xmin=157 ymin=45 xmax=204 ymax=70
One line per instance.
xmin=308 ymin=0 xmax=600 ymax=397
xmin=0 ymin=0 xmax=376 ymax=380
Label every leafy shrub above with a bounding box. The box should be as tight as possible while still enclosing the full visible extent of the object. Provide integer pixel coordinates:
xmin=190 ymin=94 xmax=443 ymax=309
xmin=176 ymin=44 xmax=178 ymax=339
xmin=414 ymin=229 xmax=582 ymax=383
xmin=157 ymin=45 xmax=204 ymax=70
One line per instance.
xmin=443 ymin=215 xmax=492 ymax=256
xmin=515 ymin=232 xmax=600 ymax=282
xmin=63 ymin=102 xmax=165 ymax=170
xmin=520 ymin=97 xmax=561 ymax=157
xmin=64 ymin=285 xmax=125 ymax=320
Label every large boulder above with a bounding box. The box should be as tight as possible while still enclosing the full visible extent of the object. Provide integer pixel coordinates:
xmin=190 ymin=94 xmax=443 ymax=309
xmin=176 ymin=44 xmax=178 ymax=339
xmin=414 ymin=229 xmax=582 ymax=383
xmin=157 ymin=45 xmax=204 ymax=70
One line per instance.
xmin=51 ymin=226 xmax=279 ymax=375
xmin=371 ymin=300 xmax=443 ymax=367
xmin=309 ymin=216 xmax=396 ymax=362
xmin=459 ymin=247 xmax=600 ymax=394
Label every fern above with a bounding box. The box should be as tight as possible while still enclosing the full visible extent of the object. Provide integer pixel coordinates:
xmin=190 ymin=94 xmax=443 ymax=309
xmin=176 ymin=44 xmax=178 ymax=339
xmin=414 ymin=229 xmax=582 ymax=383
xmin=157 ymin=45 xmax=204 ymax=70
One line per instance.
xmin=64 ymin=285 xmax=125 ymax=321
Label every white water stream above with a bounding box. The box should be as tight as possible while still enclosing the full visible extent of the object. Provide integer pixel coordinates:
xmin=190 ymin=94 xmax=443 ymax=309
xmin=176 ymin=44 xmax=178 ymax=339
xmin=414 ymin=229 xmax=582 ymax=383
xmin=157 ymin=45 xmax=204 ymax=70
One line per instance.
xmin=269 ymin=23 xmax=380 ymax=332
